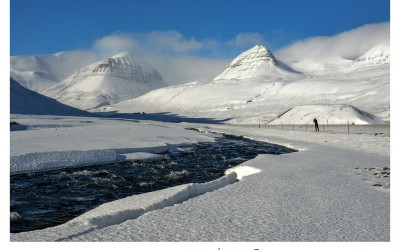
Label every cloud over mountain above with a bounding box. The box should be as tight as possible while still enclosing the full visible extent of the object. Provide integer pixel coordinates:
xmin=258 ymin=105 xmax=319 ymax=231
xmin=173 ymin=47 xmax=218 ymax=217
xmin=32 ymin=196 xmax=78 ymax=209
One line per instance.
xmin=275 ymin=22 xmax=390 ymax=62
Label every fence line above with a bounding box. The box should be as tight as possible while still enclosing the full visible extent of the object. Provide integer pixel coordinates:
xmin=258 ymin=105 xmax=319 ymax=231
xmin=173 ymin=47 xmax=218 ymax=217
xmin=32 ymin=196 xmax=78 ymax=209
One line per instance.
xmin=229 ymin=123 xmax=390 ymax=135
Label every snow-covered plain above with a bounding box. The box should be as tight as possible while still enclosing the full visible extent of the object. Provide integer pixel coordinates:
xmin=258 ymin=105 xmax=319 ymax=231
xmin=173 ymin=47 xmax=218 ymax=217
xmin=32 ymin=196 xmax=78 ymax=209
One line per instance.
xmin=10 ymin=114 xmax=390 ymax=242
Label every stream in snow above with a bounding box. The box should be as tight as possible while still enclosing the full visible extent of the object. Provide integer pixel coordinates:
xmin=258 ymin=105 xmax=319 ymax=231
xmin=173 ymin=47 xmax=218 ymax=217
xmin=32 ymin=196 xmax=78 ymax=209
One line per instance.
xmin=10 ymin=133 xmax=296 ymax=233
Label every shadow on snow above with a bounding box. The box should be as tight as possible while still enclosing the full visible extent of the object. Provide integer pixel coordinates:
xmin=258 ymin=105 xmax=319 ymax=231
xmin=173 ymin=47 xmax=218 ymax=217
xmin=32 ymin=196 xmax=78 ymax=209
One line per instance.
xmin=95 ymin=111 xmax=232 ymax=124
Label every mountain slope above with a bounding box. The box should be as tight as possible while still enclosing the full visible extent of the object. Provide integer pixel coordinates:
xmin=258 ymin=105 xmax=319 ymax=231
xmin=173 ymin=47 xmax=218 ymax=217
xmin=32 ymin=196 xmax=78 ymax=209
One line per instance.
xmin=45 ymin=52 xmax=168 ymax=110
xmin=214 ymin=45 xmax=300 ymax=81
xmin=10 ymin=78 xmax=90 ymax=116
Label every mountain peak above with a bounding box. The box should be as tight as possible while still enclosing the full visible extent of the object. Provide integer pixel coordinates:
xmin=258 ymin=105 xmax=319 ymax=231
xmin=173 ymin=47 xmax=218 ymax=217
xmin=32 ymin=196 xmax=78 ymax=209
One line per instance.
xmin=214 ymin=45 xmax=299 ymax=81
xmin=353 ymin=40 xmax=390 ymax=67
xmin=45 ymin=53 xmax=167 ymax=110
xmin=228 ymin=45 xmax=278 ymax=68
xmin=90 ymin=52 xmax=164 ymax=83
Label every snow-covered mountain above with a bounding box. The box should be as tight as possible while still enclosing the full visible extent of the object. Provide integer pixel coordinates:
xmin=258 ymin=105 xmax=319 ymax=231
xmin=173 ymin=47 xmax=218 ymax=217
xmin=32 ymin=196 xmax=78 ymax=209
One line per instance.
xmin=353 ymin=40 xmax=390 ymax=67
xmin=214 ymin=45 xmax=300 ymax=81
xmin=10 ymin=51 xmax=98 ymax=93
xmin=268 ymin=104 xmax=383 ymax=125
xmin=10 ymin=78 xmax=90 ymax=116
xmin=104 ymin=44 xmax=389 ymax=124
xmin=45 ymin=52 xmax=168 ymax=110
xmin=10 ymin=40 xmax=390 ymax=125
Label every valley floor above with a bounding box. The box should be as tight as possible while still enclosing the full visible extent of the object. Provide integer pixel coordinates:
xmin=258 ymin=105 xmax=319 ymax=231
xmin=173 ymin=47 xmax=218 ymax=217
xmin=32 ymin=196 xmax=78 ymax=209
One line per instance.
xmin=9 ymin=114 xmax=392 ymax=244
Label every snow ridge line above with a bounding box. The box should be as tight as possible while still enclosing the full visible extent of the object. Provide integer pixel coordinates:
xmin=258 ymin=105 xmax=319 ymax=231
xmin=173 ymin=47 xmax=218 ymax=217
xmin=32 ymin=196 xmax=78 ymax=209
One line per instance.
xmin=56 ymin=172 xmax=238 ymax=241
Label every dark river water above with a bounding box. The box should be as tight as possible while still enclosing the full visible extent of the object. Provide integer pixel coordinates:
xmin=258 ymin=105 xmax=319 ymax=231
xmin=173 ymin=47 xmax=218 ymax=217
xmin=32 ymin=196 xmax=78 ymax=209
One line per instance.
xmin=10 ymin=133 xmax=296 ymax=233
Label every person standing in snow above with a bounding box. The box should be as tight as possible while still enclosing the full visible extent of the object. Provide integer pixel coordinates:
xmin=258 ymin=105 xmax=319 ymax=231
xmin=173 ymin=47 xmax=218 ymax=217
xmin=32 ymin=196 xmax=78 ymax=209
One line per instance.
xmin=313 ymin=118 xmax=319 ymax=132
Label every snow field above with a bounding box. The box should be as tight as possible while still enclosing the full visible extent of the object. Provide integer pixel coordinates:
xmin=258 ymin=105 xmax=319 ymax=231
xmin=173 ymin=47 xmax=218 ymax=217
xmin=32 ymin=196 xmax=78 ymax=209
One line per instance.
xmin=10 ymin=115 xmax=390 ymax=241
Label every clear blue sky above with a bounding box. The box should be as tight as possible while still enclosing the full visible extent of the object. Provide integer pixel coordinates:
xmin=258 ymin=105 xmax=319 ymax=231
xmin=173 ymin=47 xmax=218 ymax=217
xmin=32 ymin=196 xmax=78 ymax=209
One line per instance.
xmin=10 ymin=0 xmax=390 ymax=57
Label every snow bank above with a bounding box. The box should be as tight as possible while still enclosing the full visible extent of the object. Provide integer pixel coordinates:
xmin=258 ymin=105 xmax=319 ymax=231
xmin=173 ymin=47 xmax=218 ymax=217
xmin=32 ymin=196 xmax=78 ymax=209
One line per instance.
xmin=10 ymin=150 xmax=116 ymax=173
xmin=10 ymin=115 xmax=216 ymax=173
xmin=224 ymin=165 xmax=262 ymax=181
xmin=68 ymin=172 xmax=237 ymax=228
xmin=11 ymin=172 xmax=238 ymax=241
xmin=10 ymin=145 xmax=171 ymax=174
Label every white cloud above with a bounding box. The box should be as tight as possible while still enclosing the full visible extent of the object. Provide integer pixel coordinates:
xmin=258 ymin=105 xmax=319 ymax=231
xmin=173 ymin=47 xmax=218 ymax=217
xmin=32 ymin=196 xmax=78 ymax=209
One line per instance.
xmin=92 ymin=31 xmax=269 ymax=59
xmin=275 ymin=22 xmax=390 ymax=62
xmin=94 ymin=34 xmax=141 ymax=57
xmin=227 ymin=32 xmax=266 ymax=48
xmin=90 ymin=31 xmax=229 ymax=84
xmin=88 ymin=22 xmax=390 ymax=84
xmin=144 ymin=54 xmax=229 ymax=84
xmin=93 ymin=31 xmax=205 ymax=57
xmin=145 ymin=30 xmax=204 ymax=53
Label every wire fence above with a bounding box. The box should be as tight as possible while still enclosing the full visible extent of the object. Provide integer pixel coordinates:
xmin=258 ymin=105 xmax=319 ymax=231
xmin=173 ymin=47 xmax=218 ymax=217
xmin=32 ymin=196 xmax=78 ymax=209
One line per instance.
xmin=233 ymin=123 xmax=390 ymax=136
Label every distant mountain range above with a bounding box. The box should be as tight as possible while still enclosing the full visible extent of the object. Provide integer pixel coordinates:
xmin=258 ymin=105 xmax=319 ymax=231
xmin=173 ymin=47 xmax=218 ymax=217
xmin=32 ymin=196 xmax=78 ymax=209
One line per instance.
xmin=10 ymin=42 xmax=390 ymax=124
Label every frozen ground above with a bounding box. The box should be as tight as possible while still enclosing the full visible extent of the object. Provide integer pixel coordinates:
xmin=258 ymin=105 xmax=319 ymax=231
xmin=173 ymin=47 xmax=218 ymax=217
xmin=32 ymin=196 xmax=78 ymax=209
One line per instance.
xmin=9 ymin=114 xmax=391 ymax=243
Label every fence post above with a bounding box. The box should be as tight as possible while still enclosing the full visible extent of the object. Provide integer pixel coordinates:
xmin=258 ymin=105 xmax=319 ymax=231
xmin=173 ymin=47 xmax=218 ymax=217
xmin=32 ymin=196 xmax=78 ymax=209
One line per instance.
xmin=323 ymin=124 xmax=324 ymax=132
xmin=306 ymin=124 xmax=307 ymax=132
xmin=259 ymin=123 xmax=260 ymax=128
xmin=293 ymin=125 xmax=294 ymax=131
xmin=347 ymin=121 xmax=350 ymax=134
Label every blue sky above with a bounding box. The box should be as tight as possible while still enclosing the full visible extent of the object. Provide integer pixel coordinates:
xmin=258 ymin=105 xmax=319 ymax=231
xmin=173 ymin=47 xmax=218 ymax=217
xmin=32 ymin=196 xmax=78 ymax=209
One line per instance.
xmin=10 ymin=0 xmax=390 ymax=58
